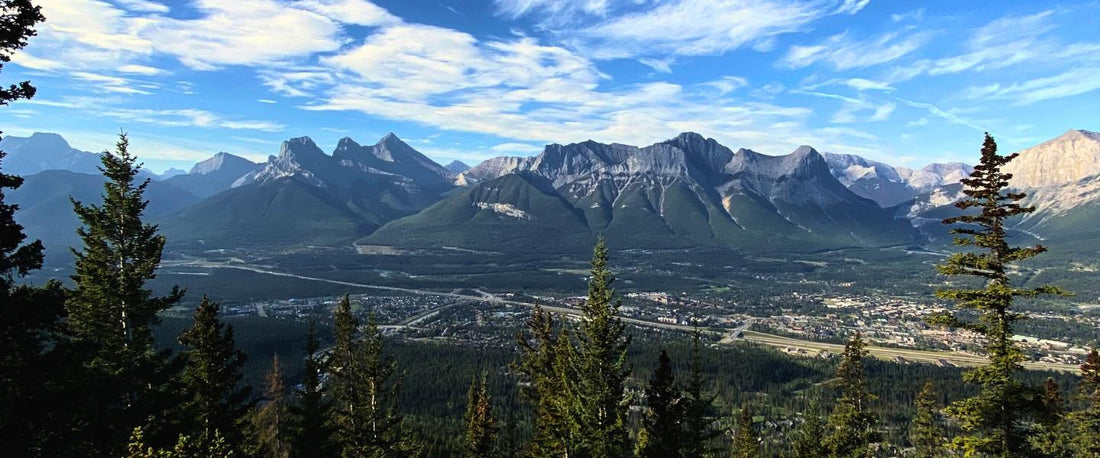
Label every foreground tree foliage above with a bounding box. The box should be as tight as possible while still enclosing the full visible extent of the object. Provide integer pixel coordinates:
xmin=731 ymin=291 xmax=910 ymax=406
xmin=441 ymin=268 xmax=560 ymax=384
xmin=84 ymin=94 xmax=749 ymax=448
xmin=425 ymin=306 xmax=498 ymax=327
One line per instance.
xmin=288 ymin=319 xmax=336 ymax=458
xmin=824 ymin=333 xmax=879 ymax=458
xmin=638 ymin=349 xmax=681 ymax=458
xmin=178 ymin=296 xmax=253 ymax=452
xmin=909 ymin=380 xmax=943 ymax=458
xmin=331 ymin=295 xmax=420 ymax=457
xmin=928 ymin=133 xmax=1068 ymax=456
xmin=0 ymin=2 xmax=68 ymax=455
xmin=67 ymin=133 xmax=186 ymax=454
xmin=572 ymin=238 xmax=632 ymax=457
xmin=680 ymin=325 xmax=720 ymax=458
xmin=516 ymin=304 xmax=574 ymax=456
xmin=1073 ymin=350 xmax=1100 ymax=457
xmin=463 ymin=374 xmax=498 ymax=458
xmin=731 ymin=405 xmax=760 ymax=458
xmin=787 ymin=399 xmax=826 ymax=458
xmin=253 ymin=355 xmax=291 ymax=458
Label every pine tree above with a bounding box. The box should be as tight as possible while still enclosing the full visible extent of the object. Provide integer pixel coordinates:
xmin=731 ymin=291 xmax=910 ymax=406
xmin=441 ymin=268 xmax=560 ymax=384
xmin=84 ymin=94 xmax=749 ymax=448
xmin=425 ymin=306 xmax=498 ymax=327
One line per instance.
xmin=731 ymin=405 xmax=760 ymax=458
xmin=788 ymin=399 xmax=826 ymax=458
xmin=909 ymin=381 xmax=942 ymax=458
xmin=289 ymin=318 xmax=336 ymax=458
xmin=330 ymin=295 xmax=417 ymax=457
xmin=66 ymin=132 xmax=185 ymax=453
xmin=1071 ymin=349 xmax=1100 ymax=457
xmin=681 ymin=324 xmax=719 ymax=458
xmin=927 ymin=133 xmax=1067 ymax=457
xmin=639 ymin=349 xmax=681 ymax=458
xmin=463 ymin=374 xmax=498 ymax=458
xmin=572 ymin=237 xmax=632 ymax=457
xmin=178 ymin=296 xmax=253 ymax=452
xmin=824 ymin=333 xmax=879 ymax=458
xmin=254 ymin=355 xmax=291 ymax=458
xmin=516 ymin=305 xmax=574 ymax=457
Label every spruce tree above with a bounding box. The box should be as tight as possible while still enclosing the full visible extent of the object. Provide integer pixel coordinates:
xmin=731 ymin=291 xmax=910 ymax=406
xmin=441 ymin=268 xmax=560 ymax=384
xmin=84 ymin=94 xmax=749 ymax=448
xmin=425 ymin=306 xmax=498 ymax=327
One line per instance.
xmin=639 ymin=349 xmax=681 ymax=458
xmin=731 ymin=405 xmax=760 ymax=458
xmin=178 ymin=296 xmax=252 ymax=452
xmin=330 ymin=295 xmax=417 ymax=456
xmin=67 ymin=132 xmax=185 ymax=453
xmin=1071 ymin=349 xmax=1100 ymax=457
xmin=909 ymin=381 xmax=942 ymax=458
xmin=823 ymin=333 xmax=879 ymax=458
xmin=928 ymin=133 xmax=1067 ymax=456
xmin=516 ymin=305 xmax=574 ymax=456
xmin=463 ymin=374 xmax=498 ymax=458
xmin=572 ymin=237 xmax=632 ymax=457
xmin=787 ymin=399 xmax=826 ymax=458
xmin=289 ymin=318 xmax=336 ymax=458
xmin=681 ymin=324 xmax=719 ymax=458
xmin=254 ymin=355 xmax=291 ymax=458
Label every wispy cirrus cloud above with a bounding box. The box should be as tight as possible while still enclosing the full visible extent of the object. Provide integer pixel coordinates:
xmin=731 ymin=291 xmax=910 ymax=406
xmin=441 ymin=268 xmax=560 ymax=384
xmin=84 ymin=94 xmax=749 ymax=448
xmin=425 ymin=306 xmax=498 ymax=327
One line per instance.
xmin=779 ymin=30 xmax=932 ymax=70
xmin=962 ymin=67 xmax=1100 ymax=106
xmin=569 ymin=0 xmax=868 ymax=61
xmin=101 ymin=108 xmax=285 ymax=132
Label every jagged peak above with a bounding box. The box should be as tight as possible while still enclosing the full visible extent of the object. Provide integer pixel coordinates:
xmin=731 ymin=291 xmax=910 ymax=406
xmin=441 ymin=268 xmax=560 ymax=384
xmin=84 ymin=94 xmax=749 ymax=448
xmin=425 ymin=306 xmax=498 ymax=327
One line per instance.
xmin=337 ymin=136 xmax=361 ymax=147
xmin=278 ymin=136 xmax=324 ymax=160
xmin=790 ymin=145 xmax=821 ymax=157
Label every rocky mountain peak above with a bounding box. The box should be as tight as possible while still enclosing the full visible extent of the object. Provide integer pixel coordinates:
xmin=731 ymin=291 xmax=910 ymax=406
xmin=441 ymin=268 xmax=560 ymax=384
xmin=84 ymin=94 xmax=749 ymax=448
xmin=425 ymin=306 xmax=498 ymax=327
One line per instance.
xmin=444 ymin=160 xmax=470 ymax=174
xmin=24 ymin=132 xmax=72 ymax=149
xmin=280 ymin=136 xmax=323 ymax=159
xmin=1004 ymin=127 xmax=1100 ymax=188
xmin=190 ymin=152 xmax=255 ymax=175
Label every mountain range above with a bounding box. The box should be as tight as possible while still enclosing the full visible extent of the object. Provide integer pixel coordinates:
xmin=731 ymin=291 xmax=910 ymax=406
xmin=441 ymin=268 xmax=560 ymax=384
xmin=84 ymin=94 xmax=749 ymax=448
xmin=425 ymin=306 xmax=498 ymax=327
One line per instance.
xmin=6 ymin=129 xmax=1099 ymax=258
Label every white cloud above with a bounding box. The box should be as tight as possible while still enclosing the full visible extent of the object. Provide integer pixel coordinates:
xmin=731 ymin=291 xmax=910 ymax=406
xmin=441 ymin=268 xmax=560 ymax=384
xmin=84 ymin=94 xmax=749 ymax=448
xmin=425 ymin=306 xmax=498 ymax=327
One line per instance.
xmin=963 ymin=67 xmax=1100 ymax=105
xmin=258 ymin=99 xmax=278 ymax=104
xmin=17 ymin=0 xmax=400 ymax=73
xmin=796 ymin=90 xmax=895 ymax=123
xmin=117 ymin=64 xmax=166 ymax=75
xmin=779 ymin=30 xmax=932 ymax=70
xmin=100 ymin=108 xmax=285 ymax=132
xmin=886 ymin=10 xmax=1100 ymax=82
xmin=71 ymin=71 xmax=158 ymax=94
xmin=115 ymin=0 xmax=169 ymax=13
xmin=894 ymin=97 xmax=987 ymax=132
xmin=844 ymin=78 xmax=893 ymax=92
xmin=143 ymin=0 xmax=347 ymax=70
xmin=494 ymin=0 xmax=615 ymax=27
xmin=297 ymin=0 xmax=401 ymax=26
xmin=573 ymin=0 xmax=843 ymax=60
xmin=704 ymin=76 xmax=749 ymax=95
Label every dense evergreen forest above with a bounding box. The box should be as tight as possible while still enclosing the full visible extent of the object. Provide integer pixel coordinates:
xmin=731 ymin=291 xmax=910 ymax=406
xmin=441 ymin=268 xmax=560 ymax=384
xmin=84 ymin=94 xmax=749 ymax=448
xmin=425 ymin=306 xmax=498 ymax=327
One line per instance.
xmin=2 ymin=2 xmax=1099 ymax=457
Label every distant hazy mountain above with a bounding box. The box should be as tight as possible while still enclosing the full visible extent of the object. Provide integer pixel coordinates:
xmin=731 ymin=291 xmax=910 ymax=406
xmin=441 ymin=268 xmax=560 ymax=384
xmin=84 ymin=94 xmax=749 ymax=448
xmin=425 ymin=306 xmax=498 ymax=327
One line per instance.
xmin=365 ymin=132 xmax=917 ymax=253
xmin=11 ymin=170 xmax=200 ymax=264
xmin=164 ymin=152 xmax=259 ymax=198
xmin=154 ymin=168 xmax=187 ymax=180
xmin=160 ymin=134 xmax=450 ymax=248
xmin=444 ymin=160 xmax=470 ymax=174
xmin=0 ymin=132 xmax=101 ymax=176
xmin=823 ymin=153 xmax=972 ymax=207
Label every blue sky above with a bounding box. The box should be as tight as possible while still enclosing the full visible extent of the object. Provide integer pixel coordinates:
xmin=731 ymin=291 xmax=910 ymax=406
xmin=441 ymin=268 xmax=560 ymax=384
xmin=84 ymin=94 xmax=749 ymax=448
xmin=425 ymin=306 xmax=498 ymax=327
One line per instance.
xmin=2 ymin=0 xmax=1098 ymax=173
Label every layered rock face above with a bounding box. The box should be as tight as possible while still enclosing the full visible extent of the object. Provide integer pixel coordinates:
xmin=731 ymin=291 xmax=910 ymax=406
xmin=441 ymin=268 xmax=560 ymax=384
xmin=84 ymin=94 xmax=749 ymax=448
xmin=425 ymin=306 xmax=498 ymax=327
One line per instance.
xmin=1004 ymin=129 xmax=1100 ymax=189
